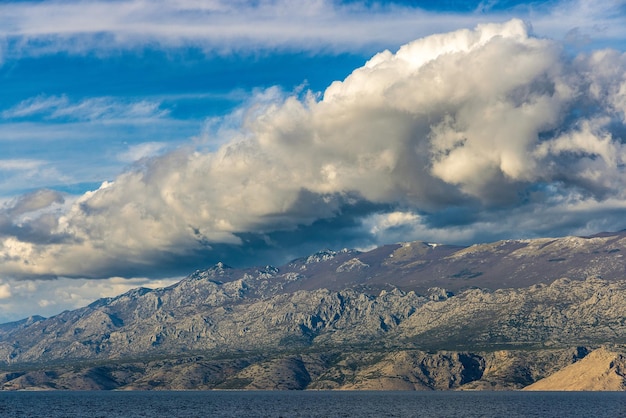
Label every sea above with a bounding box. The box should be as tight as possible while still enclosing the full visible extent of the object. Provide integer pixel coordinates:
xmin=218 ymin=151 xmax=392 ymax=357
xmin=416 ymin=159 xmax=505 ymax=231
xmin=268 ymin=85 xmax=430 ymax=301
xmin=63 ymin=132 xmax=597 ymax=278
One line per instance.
xmin=0 ymin=390 xmax=624 ymax=417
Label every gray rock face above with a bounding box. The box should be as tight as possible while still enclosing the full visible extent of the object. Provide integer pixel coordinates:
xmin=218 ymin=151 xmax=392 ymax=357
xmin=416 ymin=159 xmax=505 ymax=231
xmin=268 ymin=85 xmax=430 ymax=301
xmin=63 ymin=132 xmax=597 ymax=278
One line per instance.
xmin=2 ymin=276 xmax=624 ymax=365
xmin=0 ymin=230 xmax=626 ymax=390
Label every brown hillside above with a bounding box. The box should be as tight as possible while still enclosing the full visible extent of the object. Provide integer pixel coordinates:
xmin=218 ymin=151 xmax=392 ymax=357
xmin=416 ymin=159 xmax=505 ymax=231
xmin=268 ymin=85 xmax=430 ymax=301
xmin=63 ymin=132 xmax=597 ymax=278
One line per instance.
xmin=523 ymin=347 xmax=626 ymax=391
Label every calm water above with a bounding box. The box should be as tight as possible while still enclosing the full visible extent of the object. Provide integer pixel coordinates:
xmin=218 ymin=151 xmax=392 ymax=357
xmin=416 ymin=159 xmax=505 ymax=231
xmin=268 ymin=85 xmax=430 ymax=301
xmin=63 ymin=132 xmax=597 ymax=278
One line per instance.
xmin=0 ymin=391 xmax=624 ymax=417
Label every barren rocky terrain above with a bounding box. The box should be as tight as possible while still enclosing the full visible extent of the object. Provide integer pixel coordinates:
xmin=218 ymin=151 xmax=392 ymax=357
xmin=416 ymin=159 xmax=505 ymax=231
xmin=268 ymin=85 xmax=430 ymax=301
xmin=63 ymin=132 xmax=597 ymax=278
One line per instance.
xmin=524 ymin=347 xmax=626 ymax=391
xmin=1 ymin=231 xmax=626 ymax=390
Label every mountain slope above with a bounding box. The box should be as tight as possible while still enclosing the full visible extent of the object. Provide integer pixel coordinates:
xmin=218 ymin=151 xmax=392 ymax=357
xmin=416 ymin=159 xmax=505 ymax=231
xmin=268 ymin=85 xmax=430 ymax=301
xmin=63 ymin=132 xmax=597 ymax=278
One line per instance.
xmin=2 ymin=275 xmax=626 ymax=365
xmin=278 ymin=230 xmax=626 ymax=294
xmin=23 ymin=228 xmax=619 ymax=307
xmin=0 ymin=231 xmax=626 ymax=390
xmin=523 ymin=347 xmax=626 ymax=391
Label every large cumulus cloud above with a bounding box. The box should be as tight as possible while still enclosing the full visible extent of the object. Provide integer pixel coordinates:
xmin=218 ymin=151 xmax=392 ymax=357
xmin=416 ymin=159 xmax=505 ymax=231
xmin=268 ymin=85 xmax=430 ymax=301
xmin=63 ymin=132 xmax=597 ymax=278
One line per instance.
xmin=2 ymin=19 xmax=626 ymax=280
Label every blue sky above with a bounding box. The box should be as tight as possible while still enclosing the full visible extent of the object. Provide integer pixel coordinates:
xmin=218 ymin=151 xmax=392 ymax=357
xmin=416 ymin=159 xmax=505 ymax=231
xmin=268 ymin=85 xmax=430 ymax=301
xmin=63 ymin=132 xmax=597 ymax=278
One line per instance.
xmin=1 ymin=50 xmax=366 ymax=196
xmin=1 ymin=0 xmax=626 ymax=321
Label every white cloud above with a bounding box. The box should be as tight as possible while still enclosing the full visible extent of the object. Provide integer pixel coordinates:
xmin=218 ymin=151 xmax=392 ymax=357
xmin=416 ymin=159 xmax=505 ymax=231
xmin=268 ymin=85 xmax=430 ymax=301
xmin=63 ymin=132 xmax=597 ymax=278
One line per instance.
xmin=0 ymin=159 xmax=71 ymax=198
xmin=0 ymin=96 xmax=68 ymax=119
xmin=0 ymin=160 xmax=86 ymax=198
xmin=117 ymin=142 xmax=169 ymax=163
xmin=2 ymin=95 xmax=169 ymax=121
xmin=365 ymin=211 xmax=421 ymax=236
xmin=533 ymin=0 xmax=626 ymax=42
xmin=0 ymin=0 xmax=624 ymax=60
xmin=360 ymin=211 xmax=440 ymax=245
xmin=0 ymin=282 xmax=11 ymax=299
xmin=4 ymin=189 xmax=65 ymax=216
xmin=0 ymin=159 xmax=45 ymax=171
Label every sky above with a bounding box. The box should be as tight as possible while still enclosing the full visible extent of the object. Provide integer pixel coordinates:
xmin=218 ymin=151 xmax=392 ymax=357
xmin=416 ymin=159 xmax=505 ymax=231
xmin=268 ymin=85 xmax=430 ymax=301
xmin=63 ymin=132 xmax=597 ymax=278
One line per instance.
xmin=1 ymin=0 xmax=626 ymax=322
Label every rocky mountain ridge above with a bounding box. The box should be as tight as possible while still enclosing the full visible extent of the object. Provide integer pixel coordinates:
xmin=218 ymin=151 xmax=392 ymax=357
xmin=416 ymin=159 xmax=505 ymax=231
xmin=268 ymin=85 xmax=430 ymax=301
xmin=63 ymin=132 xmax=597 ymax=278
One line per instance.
xmin=1 ymin=230 xmax=626 ymax=390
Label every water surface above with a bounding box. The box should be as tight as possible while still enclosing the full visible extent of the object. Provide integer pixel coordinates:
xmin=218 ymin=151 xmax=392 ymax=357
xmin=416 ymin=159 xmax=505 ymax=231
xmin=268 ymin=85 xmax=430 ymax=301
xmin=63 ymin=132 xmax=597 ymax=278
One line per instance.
xmin=0 ymin=390 xmax=624 ymax=417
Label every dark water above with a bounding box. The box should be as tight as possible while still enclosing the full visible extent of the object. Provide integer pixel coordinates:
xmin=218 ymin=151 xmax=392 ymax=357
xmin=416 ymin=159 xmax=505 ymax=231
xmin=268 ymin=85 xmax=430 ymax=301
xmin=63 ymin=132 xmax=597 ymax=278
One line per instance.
xmin=0 ymin=390 xmax=624 ymax=417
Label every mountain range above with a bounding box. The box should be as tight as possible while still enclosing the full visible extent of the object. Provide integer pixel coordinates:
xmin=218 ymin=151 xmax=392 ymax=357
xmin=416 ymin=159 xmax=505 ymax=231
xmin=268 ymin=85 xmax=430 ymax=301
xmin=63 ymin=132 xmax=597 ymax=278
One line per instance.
xmin=1 ymin=230 xmax=626 ymax=390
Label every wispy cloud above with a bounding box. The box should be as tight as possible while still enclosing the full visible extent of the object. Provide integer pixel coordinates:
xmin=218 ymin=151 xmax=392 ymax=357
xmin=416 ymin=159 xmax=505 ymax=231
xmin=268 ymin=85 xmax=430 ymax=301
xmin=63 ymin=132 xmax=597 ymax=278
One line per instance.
xmin=0 ymin=117 xmax=200 ymax=197
xmin=0 ymin=159 xmax=45 ymax=171
xmin=0 ymin=96 xmax=67 ymax=119
xmin=2 ymin=95 xmax=169 ymax=121
xmin=0 ymin=0 xmax=624 ymax=60
xmin=0 ymin=96 xmax=184 ymax=196
xmin=0 ymin=159 xmax=72 ymax=199
xmin=117 ymin=142 xmax=169 ymax=163
xmin=0 ymin=283 xmax=11 ymax=300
